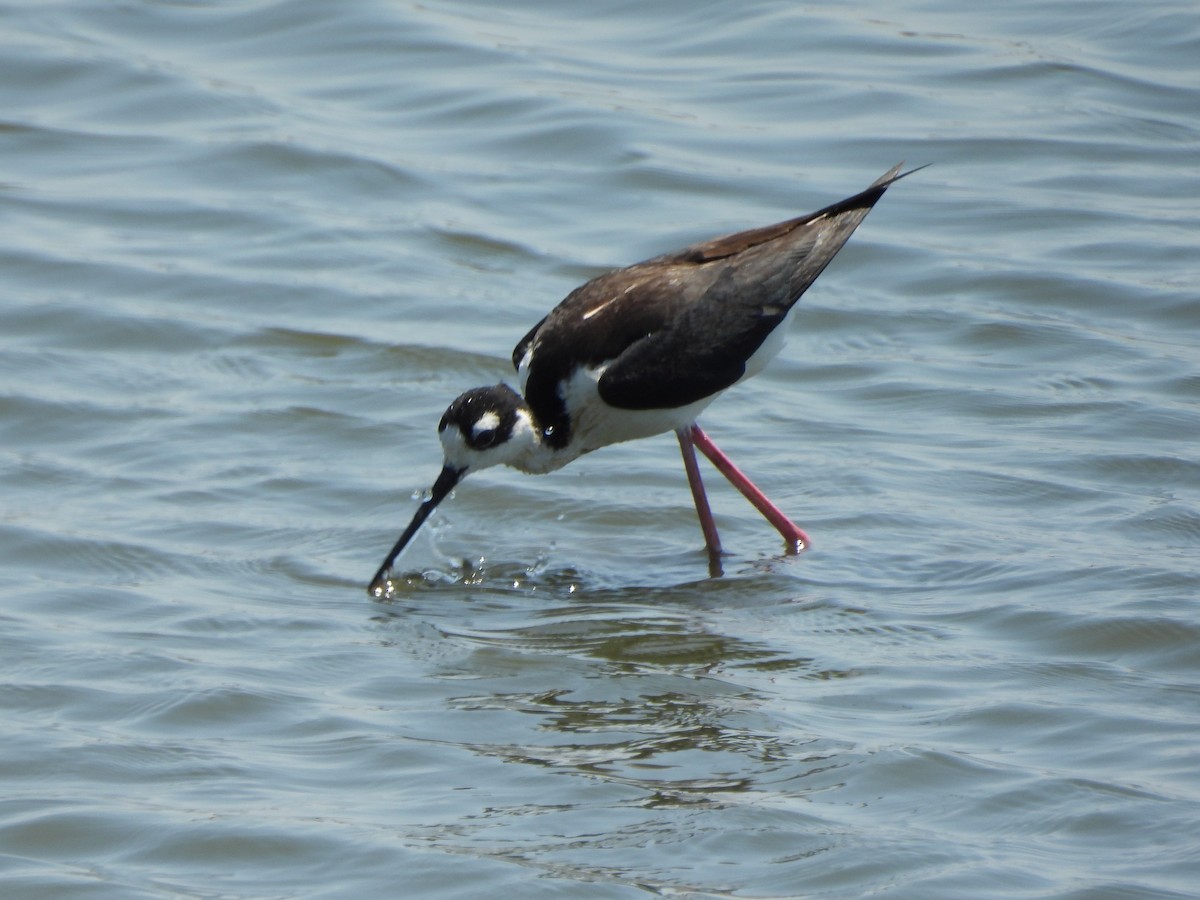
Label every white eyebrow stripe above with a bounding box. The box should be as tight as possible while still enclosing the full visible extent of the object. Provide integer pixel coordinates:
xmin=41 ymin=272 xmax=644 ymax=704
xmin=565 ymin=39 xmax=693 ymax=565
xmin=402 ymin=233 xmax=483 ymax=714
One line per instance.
xmin=472 ymin=411 xmax=501 ymax=435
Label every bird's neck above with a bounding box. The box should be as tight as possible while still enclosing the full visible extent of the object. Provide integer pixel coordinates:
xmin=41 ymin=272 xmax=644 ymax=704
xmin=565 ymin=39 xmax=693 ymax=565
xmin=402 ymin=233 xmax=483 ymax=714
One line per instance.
xmin=504 ymin=407 xmax=578 ymax=475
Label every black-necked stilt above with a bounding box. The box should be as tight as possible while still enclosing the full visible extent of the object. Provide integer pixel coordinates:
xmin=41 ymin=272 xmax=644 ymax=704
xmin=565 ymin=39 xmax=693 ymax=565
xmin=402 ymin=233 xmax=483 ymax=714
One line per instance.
xmin=370 ymin=163 xmax=919 ymax=593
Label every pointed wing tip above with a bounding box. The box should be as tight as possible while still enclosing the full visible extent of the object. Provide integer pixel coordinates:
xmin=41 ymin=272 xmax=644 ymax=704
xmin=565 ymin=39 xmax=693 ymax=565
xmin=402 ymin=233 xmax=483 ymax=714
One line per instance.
xmin=875 ymin=161 xmax=931 ymax=188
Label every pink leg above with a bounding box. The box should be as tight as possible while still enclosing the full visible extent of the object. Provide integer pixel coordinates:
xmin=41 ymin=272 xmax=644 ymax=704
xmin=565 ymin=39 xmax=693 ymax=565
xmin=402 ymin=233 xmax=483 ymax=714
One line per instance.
xmin=676 ymin=428 xmax=723 ymax=556
xmin=689 ymin=424 xmax=810 ymax=553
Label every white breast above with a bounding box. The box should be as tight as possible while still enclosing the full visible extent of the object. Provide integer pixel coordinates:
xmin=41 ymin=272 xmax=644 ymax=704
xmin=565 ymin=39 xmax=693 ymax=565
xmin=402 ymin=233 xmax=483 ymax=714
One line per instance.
xmin=557 ymin=364 xmax=721 ymax=457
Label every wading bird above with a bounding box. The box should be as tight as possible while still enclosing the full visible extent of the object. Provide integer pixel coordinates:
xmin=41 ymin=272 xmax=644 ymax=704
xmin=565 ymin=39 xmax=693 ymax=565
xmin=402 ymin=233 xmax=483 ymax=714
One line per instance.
xmin=370 ymin=164 xmax=918 ymax=593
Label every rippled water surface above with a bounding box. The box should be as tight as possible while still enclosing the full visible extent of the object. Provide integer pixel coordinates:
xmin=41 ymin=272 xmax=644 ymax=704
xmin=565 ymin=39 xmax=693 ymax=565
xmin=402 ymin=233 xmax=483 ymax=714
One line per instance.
xmin=2 ymin=1 xmax=1198 ymax=896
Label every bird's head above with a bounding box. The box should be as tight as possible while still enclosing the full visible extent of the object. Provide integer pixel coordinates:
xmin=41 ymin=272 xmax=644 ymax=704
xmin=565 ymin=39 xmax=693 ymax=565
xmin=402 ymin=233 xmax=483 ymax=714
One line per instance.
xmin=368 ymin=384 xmax=534 ymax=594
xmin=436 ymin=383 xmax=533 ymax=474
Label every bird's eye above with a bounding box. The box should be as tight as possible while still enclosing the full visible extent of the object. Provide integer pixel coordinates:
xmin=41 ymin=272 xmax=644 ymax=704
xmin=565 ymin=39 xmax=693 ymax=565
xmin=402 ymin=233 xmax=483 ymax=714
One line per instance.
xmin=471 ymin=428 xmax=499 ymax=449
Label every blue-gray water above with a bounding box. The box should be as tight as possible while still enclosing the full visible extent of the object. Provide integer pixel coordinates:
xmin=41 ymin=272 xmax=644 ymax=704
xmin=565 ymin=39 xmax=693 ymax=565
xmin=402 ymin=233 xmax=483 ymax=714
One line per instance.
xmin=2 ymin=1 xmax=1198 ymax=897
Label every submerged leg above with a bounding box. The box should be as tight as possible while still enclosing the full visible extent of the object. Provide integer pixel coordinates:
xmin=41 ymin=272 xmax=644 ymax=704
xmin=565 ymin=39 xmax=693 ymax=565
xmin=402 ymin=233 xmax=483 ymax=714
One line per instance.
xmin=676 ymin=427 xmax=723 ymax=558
xmin=689 ymin=424 xmax=810 ymax=553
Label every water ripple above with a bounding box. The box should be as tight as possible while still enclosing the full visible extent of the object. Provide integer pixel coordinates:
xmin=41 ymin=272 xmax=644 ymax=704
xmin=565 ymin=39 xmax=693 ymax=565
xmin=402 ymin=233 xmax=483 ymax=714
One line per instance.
xmin=2 ymin=0 xmax=1199 ymax=896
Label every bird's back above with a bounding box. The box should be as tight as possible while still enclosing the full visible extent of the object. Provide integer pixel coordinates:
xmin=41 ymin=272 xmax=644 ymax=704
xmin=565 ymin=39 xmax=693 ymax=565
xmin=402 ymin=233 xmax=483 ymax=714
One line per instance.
xmin=514 ymin=163 xmax=910 ymax=444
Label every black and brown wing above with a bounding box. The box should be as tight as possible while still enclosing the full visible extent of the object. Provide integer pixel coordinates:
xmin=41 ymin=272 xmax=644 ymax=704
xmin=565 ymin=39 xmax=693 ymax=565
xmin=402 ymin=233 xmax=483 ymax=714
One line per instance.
xmin=514 ymin=163 xmax=913 ymax=443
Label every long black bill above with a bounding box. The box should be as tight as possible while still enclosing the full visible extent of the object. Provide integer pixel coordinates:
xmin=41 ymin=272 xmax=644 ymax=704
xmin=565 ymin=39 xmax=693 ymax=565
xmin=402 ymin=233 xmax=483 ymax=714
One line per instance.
xmin=367 ymin=464 xmax=464 ymax=594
